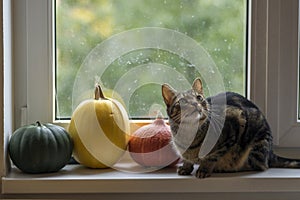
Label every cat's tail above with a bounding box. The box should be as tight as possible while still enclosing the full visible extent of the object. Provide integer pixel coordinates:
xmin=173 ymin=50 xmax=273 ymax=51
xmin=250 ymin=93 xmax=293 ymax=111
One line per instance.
xmin=269 ymin=152 xmax=300 ymax=168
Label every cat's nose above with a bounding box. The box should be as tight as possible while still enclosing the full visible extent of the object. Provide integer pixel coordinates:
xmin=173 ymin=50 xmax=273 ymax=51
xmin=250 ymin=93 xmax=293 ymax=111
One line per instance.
xmin=192 ymin=102 xmax=201 ymax=110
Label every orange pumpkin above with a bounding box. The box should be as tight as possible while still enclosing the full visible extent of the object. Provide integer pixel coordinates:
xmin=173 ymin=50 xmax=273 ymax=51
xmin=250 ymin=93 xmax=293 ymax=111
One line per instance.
xmin=128 ymin=114 xmax=179 ymax=167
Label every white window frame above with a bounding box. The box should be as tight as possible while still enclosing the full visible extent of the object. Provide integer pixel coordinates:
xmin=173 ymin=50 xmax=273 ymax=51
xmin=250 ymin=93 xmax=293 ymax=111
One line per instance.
xmin=13 ymin=0 xmax=54 ymax=127
xmin=2 ymin=0 xmax=300 ymax=198
xmin=249 ymin=0 xmax=300 ymax=146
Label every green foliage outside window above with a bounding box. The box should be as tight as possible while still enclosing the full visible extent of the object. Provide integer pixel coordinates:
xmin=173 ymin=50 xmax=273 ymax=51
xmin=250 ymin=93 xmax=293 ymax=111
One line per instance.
xmin=56 ymin=0 xmax=247 ymax=119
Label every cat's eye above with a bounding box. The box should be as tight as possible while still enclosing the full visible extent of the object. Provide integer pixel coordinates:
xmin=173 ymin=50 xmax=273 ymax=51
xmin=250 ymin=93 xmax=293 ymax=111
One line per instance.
xmin=196 ymin=95 xmax=203 ymax=101
xmin=178 ymin=99 xmax=188 ymax=106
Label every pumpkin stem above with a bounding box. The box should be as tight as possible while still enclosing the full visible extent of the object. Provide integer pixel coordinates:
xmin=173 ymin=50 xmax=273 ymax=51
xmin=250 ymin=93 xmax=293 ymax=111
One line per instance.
xmin=94 ymin=84 xmax=107 ymax=100
xmin=156 ymin=111 xmax=164 ymax=119
xmin=36 ymin=121 xmax=42 ymax=127
xmin=154 ymin=111 xmax=166 ymax=125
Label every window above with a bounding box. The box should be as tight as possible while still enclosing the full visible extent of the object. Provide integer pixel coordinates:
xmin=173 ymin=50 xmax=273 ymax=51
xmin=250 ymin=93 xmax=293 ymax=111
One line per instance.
xmin=3 ymin=0 xmax=300 ymax=197
xmin=55 ymin=0 xmax=247 ymax=120
xmin=11 ymin=0 xmax=300 ymax=149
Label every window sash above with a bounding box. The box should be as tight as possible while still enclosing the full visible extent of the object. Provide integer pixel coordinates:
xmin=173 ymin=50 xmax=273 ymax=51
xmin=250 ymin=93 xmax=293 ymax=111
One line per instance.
xmin=250 ymin=0 xmax=300 ymax=146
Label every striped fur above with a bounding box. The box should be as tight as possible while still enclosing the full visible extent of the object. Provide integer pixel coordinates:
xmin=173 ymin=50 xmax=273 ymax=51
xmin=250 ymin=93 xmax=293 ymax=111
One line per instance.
xmin=162 ymin=78 xmax=300 ymax=178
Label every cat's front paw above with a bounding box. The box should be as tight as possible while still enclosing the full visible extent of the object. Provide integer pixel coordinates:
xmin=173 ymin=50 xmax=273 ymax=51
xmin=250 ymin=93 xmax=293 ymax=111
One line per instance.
xmin=177 ymin=165 xmax=193 ymax=175
xmin=195 ymin=167 xmax=212 ymax=179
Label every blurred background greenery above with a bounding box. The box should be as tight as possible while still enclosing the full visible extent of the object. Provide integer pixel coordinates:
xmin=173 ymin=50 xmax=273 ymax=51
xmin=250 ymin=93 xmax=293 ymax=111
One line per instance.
xmin=56 ymin=0 xmax=247 ymax=119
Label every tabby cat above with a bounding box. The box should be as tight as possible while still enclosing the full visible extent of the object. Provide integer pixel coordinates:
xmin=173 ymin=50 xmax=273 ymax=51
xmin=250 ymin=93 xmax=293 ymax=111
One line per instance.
xmin=162 ymin=77 xmax=300 ymax=178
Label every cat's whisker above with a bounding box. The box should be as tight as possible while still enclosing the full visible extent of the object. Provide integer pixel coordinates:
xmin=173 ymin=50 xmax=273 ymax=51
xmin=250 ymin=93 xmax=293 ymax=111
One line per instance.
xmin=210 ymin=113 xmax=225 ymax=127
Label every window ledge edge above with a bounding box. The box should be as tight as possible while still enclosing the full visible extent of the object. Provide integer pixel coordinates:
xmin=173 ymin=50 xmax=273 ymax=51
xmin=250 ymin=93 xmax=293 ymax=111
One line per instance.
xmin=2 ymin=165 xmax=300 ymax=194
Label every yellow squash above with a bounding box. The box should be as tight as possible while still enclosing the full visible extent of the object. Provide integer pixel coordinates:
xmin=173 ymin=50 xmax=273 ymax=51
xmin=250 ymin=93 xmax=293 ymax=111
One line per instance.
xmin=68 ymin=84 xmax=130 ymax=168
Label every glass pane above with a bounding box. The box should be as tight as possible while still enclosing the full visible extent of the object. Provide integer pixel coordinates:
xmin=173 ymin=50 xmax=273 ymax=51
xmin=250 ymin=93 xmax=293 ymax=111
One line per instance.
xmin=55 ymin=0 xmax=247 ymax=119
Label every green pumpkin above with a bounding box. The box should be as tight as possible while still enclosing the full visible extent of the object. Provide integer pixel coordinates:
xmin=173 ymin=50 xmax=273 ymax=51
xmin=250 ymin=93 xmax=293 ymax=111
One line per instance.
xmin=8 ymin=122 xmax=73 ymax=173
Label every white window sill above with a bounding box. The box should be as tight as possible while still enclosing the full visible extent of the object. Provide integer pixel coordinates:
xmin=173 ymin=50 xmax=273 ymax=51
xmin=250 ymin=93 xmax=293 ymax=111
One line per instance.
xmin=3 ymin=164 xmax=300 ymax=194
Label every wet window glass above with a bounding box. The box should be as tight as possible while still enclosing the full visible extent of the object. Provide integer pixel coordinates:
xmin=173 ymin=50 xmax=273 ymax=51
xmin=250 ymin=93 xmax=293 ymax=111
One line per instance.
xmin=55 ymin=0 xmax=247 ymax=119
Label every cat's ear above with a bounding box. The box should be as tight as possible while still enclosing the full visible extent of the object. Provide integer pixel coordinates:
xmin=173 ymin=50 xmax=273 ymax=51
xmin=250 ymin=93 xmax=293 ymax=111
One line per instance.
xmin=162 ymin=84 xmax=177 ymax=106
xmin=192 ymin=78 xmax=203 ymax=94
